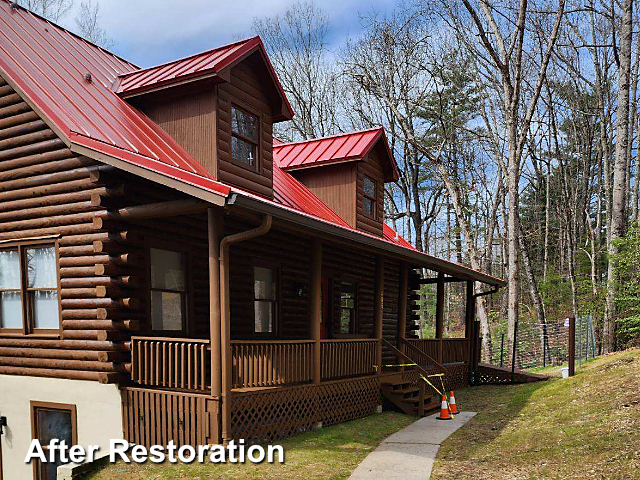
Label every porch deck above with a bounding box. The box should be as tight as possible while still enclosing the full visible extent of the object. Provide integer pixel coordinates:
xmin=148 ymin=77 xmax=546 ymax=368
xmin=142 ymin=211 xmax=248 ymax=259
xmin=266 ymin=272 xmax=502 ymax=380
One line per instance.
xmin=123 ymin=335 xmax=476 ymax=445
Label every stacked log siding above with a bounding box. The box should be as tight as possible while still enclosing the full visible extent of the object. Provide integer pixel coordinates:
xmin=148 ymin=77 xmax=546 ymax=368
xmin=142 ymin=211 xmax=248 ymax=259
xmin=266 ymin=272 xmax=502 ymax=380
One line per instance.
xmin=0 ymin=77 xmax=135 ymax=383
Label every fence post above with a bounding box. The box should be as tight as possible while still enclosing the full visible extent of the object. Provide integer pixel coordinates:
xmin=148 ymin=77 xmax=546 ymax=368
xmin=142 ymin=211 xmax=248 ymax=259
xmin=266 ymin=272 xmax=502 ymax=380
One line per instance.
xmin=568 ymin=316 xmax=575 ymax=376
xmin=585 ymin=319 xmax=589 ymax=362
xmin=500 ymin=333 xmax=505 ymax=367
xmin=578 ymin=316 xmax=583 ymax=367
xmin=511 ymin=321 xmax=518 ymax=383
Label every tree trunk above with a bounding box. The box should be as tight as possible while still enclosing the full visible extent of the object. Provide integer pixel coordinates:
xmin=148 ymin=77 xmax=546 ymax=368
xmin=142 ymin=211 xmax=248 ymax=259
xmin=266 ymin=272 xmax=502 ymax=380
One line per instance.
xmin=605 ymin=0 xmax=634 ymax=353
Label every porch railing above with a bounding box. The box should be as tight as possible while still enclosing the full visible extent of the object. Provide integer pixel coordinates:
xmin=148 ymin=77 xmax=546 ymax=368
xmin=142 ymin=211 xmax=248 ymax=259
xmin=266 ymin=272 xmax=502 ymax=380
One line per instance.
xmin=321 ymin=339 xmax=377 ymax=380
xmin=230 ymin=340 xmax=314 ymax=389
xmin=131 ymin=337 xmax=210 ymax=392
xmin=405 ymin=338 xmax=470 ymax=365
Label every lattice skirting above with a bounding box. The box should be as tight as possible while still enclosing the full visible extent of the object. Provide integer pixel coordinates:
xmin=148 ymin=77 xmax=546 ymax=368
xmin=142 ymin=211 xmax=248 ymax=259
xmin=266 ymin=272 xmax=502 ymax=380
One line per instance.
xmin=444 ymin=363 xmax=470 ymax=391
xmin=398 ymin=364 xmax=469 ymax=395
xmin=476 ymin=363 xmax=547 ymax=384
xmin=231 ymin=376 xmax=380 ymax=443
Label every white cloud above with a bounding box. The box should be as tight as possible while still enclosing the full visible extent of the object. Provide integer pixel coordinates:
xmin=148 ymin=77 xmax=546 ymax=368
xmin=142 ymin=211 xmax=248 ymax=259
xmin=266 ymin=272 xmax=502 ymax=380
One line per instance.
xmin=62 ymin=0 xmax=396 ymax=66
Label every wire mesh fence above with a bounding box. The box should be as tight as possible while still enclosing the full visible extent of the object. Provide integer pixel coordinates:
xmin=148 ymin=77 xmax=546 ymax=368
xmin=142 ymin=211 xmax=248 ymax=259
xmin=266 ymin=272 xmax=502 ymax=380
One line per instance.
xmin=488 ymin=315 xmax=596 ymax=371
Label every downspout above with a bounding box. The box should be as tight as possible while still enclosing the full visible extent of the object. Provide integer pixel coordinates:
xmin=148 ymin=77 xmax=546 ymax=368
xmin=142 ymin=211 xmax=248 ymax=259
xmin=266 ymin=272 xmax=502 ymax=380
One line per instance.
xmin=219 ymin=213 xmax=272 ymax=443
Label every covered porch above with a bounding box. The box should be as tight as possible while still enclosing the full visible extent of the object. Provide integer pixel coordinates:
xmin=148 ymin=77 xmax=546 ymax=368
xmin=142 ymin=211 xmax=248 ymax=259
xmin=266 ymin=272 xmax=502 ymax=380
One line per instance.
xmin=116 ymin=202 xmax=498 ymax=445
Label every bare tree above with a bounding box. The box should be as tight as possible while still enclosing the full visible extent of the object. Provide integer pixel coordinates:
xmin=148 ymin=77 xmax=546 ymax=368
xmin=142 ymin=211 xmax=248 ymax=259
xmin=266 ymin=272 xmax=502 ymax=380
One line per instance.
xmin=443 ymin=0 xmax=566 ymax=348
xmin=253 ymin=2 xmax=340 ymax=140
xmin=16 ymin=0 xmax=73 ymax=21
xmin=75 ymin=0 xmax=114 ymax=48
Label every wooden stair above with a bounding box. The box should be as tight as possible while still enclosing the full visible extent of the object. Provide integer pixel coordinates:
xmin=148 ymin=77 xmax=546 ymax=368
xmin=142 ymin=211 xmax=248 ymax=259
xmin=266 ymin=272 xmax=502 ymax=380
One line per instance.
xmin=381 ymin=377 xmax=440 ymax=417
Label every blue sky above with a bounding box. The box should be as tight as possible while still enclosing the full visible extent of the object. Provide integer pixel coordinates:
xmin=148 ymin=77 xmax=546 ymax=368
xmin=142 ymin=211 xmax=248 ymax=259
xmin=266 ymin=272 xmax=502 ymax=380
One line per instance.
xmin=61 ymin=0 xmax=398 ymax=67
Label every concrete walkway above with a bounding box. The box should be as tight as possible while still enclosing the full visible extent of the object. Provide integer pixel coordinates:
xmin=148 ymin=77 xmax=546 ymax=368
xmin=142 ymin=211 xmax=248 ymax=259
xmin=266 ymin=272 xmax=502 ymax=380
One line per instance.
xmin=349 ymin=412 xmax=476 ymax=480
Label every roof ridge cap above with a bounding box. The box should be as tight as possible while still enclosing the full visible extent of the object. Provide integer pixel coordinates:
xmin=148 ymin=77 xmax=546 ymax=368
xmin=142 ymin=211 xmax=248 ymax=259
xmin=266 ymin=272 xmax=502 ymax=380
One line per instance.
xmin=273 ymin=126 xmax=383 ymax=147
xmin=117 ymin=35 xmax=259 ymax=78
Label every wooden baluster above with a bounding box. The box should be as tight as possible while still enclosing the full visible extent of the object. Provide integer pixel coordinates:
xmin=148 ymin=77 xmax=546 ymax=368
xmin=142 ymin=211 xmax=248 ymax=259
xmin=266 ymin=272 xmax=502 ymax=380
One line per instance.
xmin=180 ymin=343 xmax=185 ymax=389
xmin=201 ymin=344 xmax=206 ymax=390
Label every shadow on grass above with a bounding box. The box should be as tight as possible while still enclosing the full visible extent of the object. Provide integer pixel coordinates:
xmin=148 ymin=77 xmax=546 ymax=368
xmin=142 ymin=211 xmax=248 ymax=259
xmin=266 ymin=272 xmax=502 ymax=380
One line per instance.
xmin=85 ymin=411 xmax=416 ymax=480
xmin=445 ymin=379 xmax=549 ymax=457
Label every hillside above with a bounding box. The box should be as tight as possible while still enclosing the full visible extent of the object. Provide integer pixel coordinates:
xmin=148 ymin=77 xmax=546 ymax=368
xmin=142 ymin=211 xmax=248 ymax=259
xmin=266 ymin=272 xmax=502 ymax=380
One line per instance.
xmin=431 ymin=349 xmax=640 ymax=480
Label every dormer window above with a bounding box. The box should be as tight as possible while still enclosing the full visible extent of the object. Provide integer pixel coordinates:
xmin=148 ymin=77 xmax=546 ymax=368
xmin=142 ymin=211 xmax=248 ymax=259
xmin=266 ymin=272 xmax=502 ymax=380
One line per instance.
xmin=231 ymin=106 xmax=259 ymax=169
xmin=363 ymin=176 xmax=377 ymax=219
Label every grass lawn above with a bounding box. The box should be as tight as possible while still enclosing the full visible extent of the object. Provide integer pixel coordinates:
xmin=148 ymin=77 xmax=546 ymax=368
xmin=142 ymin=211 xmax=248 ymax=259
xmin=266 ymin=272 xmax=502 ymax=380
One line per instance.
xmin=88 ymin=411 xmax=414 ymax=480
xmin=529 ymin=357 xmax=597 ymax=377
xmin=431 ymin=348 xmax=640 ymax=480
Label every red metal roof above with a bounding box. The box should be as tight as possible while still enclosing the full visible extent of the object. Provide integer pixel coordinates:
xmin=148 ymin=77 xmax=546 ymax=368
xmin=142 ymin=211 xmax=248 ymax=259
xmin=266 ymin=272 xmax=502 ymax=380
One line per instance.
xmin=274 ymin=127 xmax=400 ymax=181
xmin=0 ymin=0 xmax=231 ymax=197
xmin=273 ymin=162 xmax=351 ymax=228
xmin=114 ymin=36 xmax=294 ymax=121
xmin=115 ymin=38 xmax=256 ymax=96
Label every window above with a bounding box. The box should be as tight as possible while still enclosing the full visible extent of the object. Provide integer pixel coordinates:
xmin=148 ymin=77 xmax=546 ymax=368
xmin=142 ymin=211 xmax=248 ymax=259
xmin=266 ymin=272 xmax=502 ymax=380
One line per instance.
xmin=254 ymin=266 xmax=277 ymax=334
xmin=363 ymin=176 xmax=377 ymax=219
xmin=150 ymin=248 xmax=187 ymax=331
xmin=340 ymin=282 xmax=357 ymax=334
xmin=0 ymin=242 xmax=60 ymax=334
xmin=31 ymin=401 xmax=77 ymax=480
xmin=231 ymin=106 xmax=259 ymax=168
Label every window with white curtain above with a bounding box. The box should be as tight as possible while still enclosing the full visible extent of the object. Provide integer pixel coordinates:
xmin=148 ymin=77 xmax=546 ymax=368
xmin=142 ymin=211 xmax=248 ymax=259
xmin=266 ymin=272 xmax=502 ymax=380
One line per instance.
xmin=0 ymin=243 xmax=60 ymax=333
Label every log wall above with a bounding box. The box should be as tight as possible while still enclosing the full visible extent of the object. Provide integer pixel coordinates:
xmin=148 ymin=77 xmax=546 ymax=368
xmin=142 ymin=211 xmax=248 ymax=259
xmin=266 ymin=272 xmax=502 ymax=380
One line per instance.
xmin=0 ymin=76 xmax=137 ymax=383
xmin=227 ymin=218 xmax=311 ymax=339
xmin=321 ymin=243 xmax=376 ymax=337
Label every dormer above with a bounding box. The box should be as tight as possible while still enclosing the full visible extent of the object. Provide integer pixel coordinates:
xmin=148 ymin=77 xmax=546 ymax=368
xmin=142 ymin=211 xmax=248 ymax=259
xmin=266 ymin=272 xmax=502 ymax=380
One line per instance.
xmin=274 ymin=128 xmax=399 ymax=237
xmin=115 ymin=36 xmax=293 ymax=199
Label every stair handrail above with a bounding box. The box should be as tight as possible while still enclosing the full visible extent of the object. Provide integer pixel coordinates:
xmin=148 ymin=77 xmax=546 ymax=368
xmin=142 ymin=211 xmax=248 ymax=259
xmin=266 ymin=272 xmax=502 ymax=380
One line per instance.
xmin=399 ymin=338 xmax=447 ymax=374
xmin=381 ymin=338 xmax=446 ymax=377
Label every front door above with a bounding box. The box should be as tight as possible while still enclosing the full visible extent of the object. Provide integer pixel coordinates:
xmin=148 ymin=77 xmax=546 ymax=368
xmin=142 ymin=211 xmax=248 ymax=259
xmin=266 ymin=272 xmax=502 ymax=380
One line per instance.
xmin=320 ymin=277 xmax=331 ymax=339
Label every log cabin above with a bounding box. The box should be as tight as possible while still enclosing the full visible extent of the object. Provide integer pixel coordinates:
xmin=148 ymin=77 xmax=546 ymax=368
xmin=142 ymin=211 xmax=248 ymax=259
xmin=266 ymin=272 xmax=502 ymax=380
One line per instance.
xmin=0 ymin=3 xmax=506 ymax=479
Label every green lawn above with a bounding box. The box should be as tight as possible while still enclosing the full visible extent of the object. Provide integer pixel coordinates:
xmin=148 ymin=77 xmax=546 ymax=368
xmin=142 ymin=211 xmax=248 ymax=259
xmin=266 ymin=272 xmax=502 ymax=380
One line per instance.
xmin=432 ymin=348 xmax=640 ymax=480
xmin=89 ymin=349 xmax=640 ymax=479
xmin=88 ymin=411 xmax=414 ymax=480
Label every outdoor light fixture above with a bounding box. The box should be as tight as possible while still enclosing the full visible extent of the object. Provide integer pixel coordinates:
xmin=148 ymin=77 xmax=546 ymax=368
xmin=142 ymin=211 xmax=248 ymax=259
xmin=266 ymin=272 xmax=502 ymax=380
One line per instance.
xmin=0 ymin=416 xmax=7 ymax=435
xmin=292 ymin=282 xmax=307 ymax=297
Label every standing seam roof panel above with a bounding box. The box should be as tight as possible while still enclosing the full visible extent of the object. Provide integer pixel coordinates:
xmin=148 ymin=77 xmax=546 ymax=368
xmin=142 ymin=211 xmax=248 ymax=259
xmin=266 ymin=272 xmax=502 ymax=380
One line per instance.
xmin=0 ymin=0 xmax=214 ymax=179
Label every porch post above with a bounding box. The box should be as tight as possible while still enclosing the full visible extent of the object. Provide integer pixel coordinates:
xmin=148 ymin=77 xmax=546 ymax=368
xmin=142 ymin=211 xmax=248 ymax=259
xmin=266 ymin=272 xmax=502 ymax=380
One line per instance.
xmin=208 ymin=208 xmax=223 ymax=399
xmin=466 ymin=281 xmax=476 ymax=366
xmin=435 ymin=273 xmax=445 ymax=364
xmin=397 ymin=263 xmax=408 ymax=369
xmin=310 ymin=239 xmax=322 ymax=384
xmin=464 ymin=280 xmax=474 ymax=339
xmin=375 ymin=256 xmax=384 ymax=374
xmin=435 ymin=273 xmax=445 ymax=339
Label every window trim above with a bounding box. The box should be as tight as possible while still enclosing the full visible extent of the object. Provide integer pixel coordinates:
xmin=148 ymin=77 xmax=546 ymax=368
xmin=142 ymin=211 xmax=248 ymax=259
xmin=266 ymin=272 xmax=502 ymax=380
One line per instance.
xmin=229 ymin=102 xmax=261 ymax=173
xmin=30 ymin=401 xmax=77 ymax=480
xmin=146 ymin=240 xmax=192 ymax=335
xmin=362 ymin=175 xmax=377 ymax=220
xmin=252 ymin=259 xmax=280 ymax=338
xmin=0 ymin=239 xmax=61 ymax=338
xmin=338 ymin=280 xmax=358 ymax=335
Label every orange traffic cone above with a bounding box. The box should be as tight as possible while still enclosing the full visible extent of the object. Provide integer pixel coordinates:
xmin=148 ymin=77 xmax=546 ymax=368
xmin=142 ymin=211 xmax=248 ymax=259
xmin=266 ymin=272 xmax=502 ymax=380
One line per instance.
xmin=449 ymin=391 xmax=459 ymax=414
xmin=436 ymin=395 xmax=452 ymax=420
